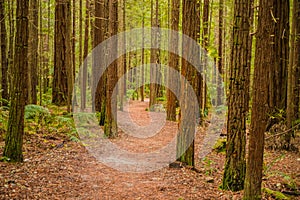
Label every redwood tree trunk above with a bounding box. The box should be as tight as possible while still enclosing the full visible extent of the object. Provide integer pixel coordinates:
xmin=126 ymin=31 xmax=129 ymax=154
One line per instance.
xmin=268 ymin=0 xmax=289 ymax=124
xmin=27 ymin=0 xmax=39 ymax=104
xmin=287 ymin=0 xmax=300 ymax=146
xmin=3 ymin=0 xmax=29 ymax=162
xmin=221 ymin=0 xmax=252 ymax=191
xmin=52 ymin=0 xmax=72 ymax=106
xmin=149 ymin=0 xmax=161 ymax=110
xmin=244 ymin=0 xmax=272 ymax=198
xmin=166 ymin=0 xmax=180 ymax=121
xmin=0 ymin=0 xmax=8 ymax=106
xmin=81 ymin=0 xmax=90 ymax=111
xmin=216 ymin=0 xmax=224 ymax=106
xmin=94 ymin=0 xmax=108 ymax=126
xmin=177 ymin=0 xmax=197 ymax=167
xmin=104 ymin=0 xmax=118 ymax=138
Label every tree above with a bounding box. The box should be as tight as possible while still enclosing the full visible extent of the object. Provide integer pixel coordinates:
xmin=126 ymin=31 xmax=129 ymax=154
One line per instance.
xmin=166 ymin=0 xmax=180 ymax=121
xmin=221 ymin=0 xmax=252 ymax=191
xmin=52 ymin=0 xmax=72 ymax=108
xmin=287 ymin=0 xmax=300 ymax=145
xmin=177 ymin=0 xmax=198 ymax=167
xmin=200 ymin=0 xmax=209 ymax=120
xmin=140 ymin=0 xmax=145 ymax=102
xmin=244 ymin=0 xmax=272 ymax=198
xmin=94 ymin=0 xmax=108 ymax=125
xmin=27 ymin=0 xmax=39 ymax=104
xmin=118 ymin=0 xmax=127 ymax=110
xmin=3 ymin=0 xmax=29 ymax=162
xmin=216 ymin=0 xmax=224 ymax=106
xmin=81 ymin=0 xmax=90 ymax=111
xmin=149 ymin=0 xmax=162 ymax=110
xmin=0 ymin=0 xmax=8 ymax=106
xmin=268 ymin=0 xmax=289 ymax=125
xmin=104 ymin=0 xmax=118 ymax=137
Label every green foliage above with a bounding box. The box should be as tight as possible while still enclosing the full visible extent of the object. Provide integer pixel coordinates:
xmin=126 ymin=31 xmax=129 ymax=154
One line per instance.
xmin=262 ymin=188 xmax=290 ymax=200
xmin=0 ymin=98 xmax=10 ymax=108
xmin=202 ymin=157 xmax=216 ymax=175
xmin=22 ymin=104 xmax=79 ymax=142
xmin=25 ymin=104 xmax=51 ymax=121
xmin=269 ymin=108 xmax=286 ymax=121
xmin=264 ymin=154 xmax=285 ymax=174
xmin=207 ymin=46 xmax=218 ymax=59
xmin=156 ymin=96 xmax=166 ymax=102
xmin=213 ymin=138 xmax=226 ymax=153
xmin=0 ymin=156 xmax=11 ymax=162
xmin=215 ymin=105 xmax=227 ymax=113
xmin=52 ymin=115 xmax=79 ymax=141
xmin=126 ymin=89 xmax=138 ymax=100
xmin=0 ymin=107 xmax=9 ymax=127
xmin=41 ymin=91 xmax=52 ymax=105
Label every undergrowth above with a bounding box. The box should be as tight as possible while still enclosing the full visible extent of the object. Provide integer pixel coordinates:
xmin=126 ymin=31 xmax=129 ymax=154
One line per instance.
xmin=0 ymin=104 xmax=79 ymax=143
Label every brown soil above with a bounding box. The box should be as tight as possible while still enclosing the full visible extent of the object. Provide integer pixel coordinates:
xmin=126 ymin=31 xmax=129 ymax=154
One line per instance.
xmin=0 ymin=100 xmax=299 ymax=199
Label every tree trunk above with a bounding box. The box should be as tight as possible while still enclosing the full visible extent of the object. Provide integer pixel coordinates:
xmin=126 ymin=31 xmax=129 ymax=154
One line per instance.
xmin=39 ymin=0 xmax=43 ymax=105
xmin=243 ymin=0 xmax=272 ymax=198
xmin=294 ymin=1 xmax=300 ymax=119
xmin=52 ymin=0 xmax=72 ymax=107
xmin=3 ymin=0 xmax=29 ymax=162
xmin=155 ymin=0 xmax=162 ymax=99
xmin=0 ymin=0 xmax=8 ymax=106
xmin=7 ymin=0 xmax=15 ymax=97
xmin=166 ymin=0 xmax=180 ymax=121
xmin=140 ymin=0 xmax=145 ymax=102
xmin=200 ymin=0 xmax=209 ymax=120
xmin=81 ymin=0 xmax=90 ymax=111
xmin=216 ymin=0 xmax=224 ymax=106
xmin=177 ymin=0 xmax=197 ymax=167
xmin=71 ymin=0 xmax=77 ymax=107
xmin=43 ymin=0 xmax=51 ymax=94
xmin=149 ymin=0 xmax=161 ymax=110
xmin=104 ymin=0 xmax=118 ymax=138
xmin=287 ymin=0 xmax=300 ymax=146
xmin=268 ymin=0 xmax=289 ymax=124
xmin=94 ymin=0 xmax=108 ymax=126
xmin=221 ymin=0 xmax=252 ymax=191
xmin=79 ymin=0 xmax=82 ymax=66
xmin=27 ymin=0 xmax=38 ymax=104
xmin=118 ymin=0 xmax=126 ymax=110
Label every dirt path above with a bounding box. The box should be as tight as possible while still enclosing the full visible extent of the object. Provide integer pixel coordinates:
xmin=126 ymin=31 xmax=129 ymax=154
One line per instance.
xmin=1 ymin=100 xmax=299 ymax=199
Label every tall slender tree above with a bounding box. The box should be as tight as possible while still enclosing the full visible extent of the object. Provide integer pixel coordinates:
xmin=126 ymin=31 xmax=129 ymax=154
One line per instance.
xmin=118 ymin=0 xmax=126 ymax=110
xmin=140 ymin=0 xmax=145 ymax=102
xmin=7 ymin=0 xmax=15 ymax=94
xmin=268 ymin=0 xmax=289 ymax=124
xmin=177 ymin=0 xmax=198 ymax=167
xmin=81 ymin=0 xmax=90 ymax=111
xmin=149 ymin=0 xmax=161 ymax=110
xmin=104 ymin=0 xmax=118 ymax=137
xmin=52 ymin=0 xmax=72 ymax=108
xmin=287 ymin=0 xmax=300 ymax=145
xmin=216 ymin=0 xmax=224 ymax=106
xmin=221 ymin=0 xmax=252 ymax=191
xmin=94 ymin=0 xmax=108 ymax=126
xmin=27 ymin=0 xmax=38 ymax=104
xmin=200 ymin=0 xmax=210 ymax=120
xmin=3 ymin=0 xmax=29 ymax=162
xmin=244 ymin=0 xmax=272 ymax=198
xmin=0 ymin=0 xmax=8 ymax=106
xmin=166 ymin=0 xmax=180 ymax=121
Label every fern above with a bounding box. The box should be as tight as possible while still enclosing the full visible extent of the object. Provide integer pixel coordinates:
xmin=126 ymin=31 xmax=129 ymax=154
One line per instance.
xmin=25 ymin=104 xmax=51 ymax=120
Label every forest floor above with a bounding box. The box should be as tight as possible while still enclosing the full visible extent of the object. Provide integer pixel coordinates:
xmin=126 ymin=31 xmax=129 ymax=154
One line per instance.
xmin=0 ymin=100 xmax=299 ymax=200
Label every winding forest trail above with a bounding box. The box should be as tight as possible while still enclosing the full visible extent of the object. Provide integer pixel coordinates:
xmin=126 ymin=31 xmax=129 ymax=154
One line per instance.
xmin=0 ymin=100 xmax=299 ymax=199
